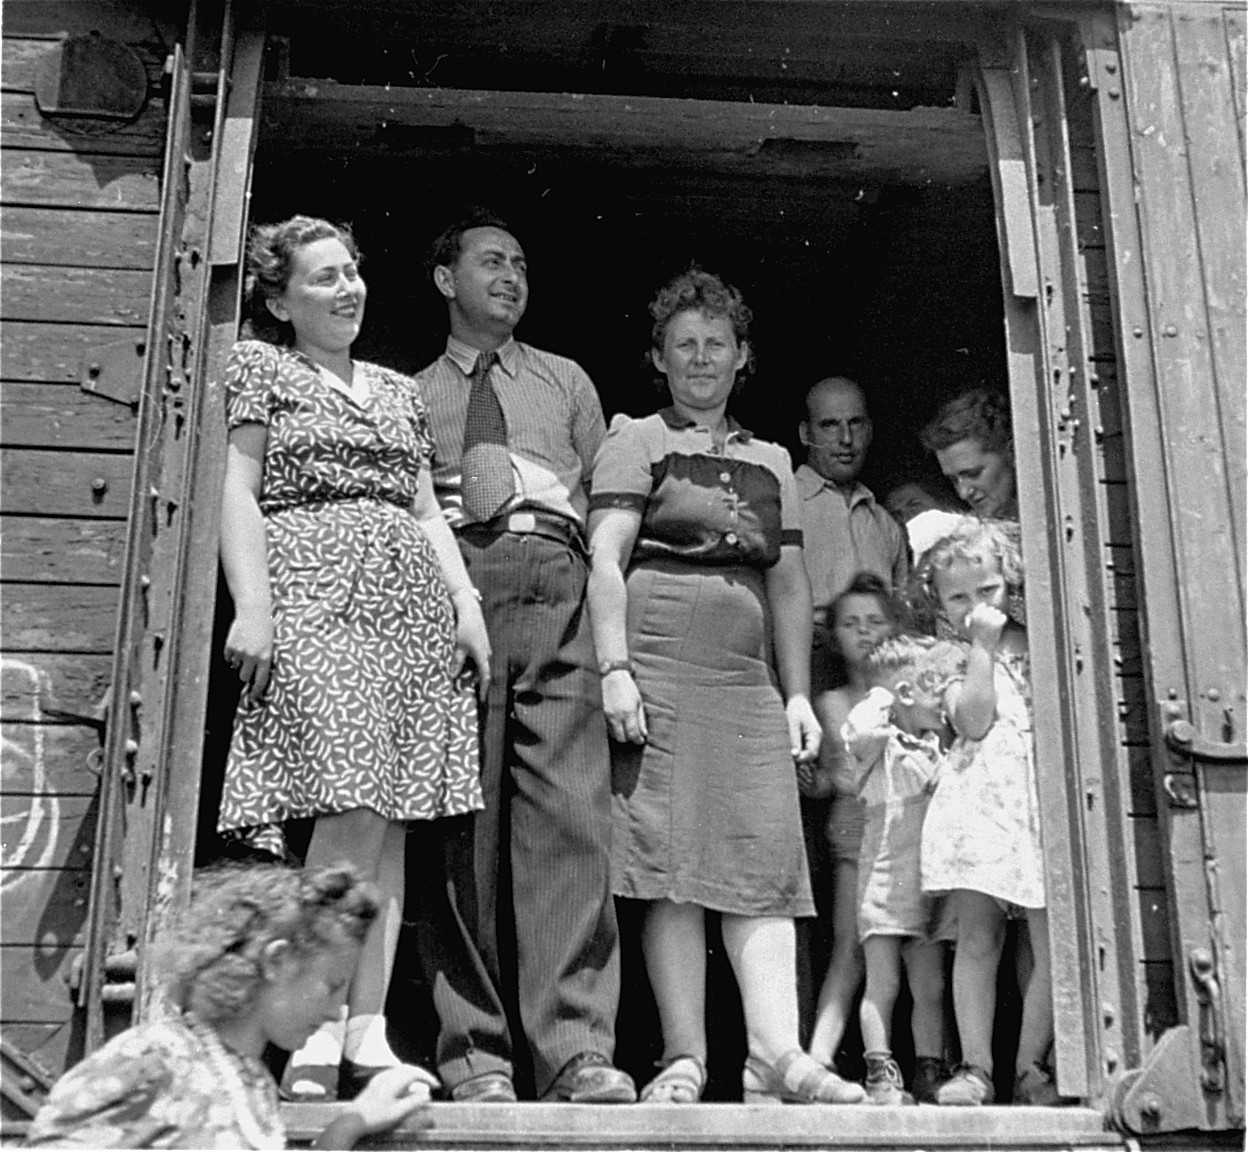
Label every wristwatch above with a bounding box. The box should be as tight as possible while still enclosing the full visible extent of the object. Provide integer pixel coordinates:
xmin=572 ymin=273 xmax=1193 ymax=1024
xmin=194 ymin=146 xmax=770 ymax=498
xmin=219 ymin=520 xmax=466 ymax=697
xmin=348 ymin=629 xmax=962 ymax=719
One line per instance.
xmin=598 ymin=659 xmax=634 ymax=677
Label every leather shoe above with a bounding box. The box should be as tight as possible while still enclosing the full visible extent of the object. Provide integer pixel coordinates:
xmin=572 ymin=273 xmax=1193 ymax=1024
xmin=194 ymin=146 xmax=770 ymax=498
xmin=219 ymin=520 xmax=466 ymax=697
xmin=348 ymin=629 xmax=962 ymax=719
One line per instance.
xmin=544 ymin=1052 xmax=637 ymax=1103
xmin=451 ymin=1071 xmax=518 ymax=1103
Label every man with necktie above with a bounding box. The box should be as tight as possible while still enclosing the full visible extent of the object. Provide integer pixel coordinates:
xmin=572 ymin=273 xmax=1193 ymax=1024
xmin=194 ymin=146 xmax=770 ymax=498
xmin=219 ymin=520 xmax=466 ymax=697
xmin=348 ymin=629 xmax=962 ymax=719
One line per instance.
xmin=413 ymin=211 xmax=633 ymax=1105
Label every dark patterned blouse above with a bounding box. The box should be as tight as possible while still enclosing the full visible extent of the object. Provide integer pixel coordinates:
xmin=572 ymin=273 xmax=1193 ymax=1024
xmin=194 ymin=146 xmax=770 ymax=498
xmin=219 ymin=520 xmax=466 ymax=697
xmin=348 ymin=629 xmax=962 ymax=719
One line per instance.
xmin=589 ymin=407 xmax=803 ymax=567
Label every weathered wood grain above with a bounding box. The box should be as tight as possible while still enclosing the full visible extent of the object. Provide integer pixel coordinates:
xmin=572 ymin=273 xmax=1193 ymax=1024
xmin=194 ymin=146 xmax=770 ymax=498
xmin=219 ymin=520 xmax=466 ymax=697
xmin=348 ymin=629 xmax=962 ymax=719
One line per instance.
xmin=262 ymin=83 xmax=989 ymax=186
xmin=2 ymin=2 xmax=181 ymax=44
xmin=1 ymin=205 xmax=158 ymax=268
xmin=0 ymin=583 xmax=119 ymax=653
xmin=1 ymin=321 xmax=148 ymax=384
xmin=0 ymin=793 xmax=95 ymax=873
xmin=3 ymin=35 xmax=166 ymax=91
xmin=2 ymin=722 xmax=104 ymax=795
xmin=1 ymin=149 xmax=160 ymax=210
xmin=0 ymin=943 xmax=80 ymax=1022
xmin=0 ymin=91 xmax=167 ymax=159
xmin=0 ymin=1022 xmax=71 ymax=1088
xmin=0 ymin=653 xmax=112 ymax=723
xmin=1 ymin=265 xmax=151 ymax=326
xmin=0 ymin=448 xmax=133 ymax=518
xmin=1 ymin=383 xmax=139 ymax=452
xmin=0 ymin=866 xmax=92 ymax=948
xmin=0 ymin=516 xmax=127 ymax=584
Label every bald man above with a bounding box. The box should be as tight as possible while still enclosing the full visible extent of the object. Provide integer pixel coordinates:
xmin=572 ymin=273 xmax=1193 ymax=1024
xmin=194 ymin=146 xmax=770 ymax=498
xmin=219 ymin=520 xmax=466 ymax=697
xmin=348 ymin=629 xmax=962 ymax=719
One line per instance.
xmin=796 ymin=377 xmax=907 ymax=624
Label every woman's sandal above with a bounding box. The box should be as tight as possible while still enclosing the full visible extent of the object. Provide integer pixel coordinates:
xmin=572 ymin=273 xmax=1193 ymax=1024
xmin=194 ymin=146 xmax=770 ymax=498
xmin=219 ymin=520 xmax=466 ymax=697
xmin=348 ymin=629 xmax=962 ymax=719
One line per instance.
xmin=640 ymin=1055 xmax=707 ymax=1104
xmin=742 ymin=1050 xmax=866 ymax=1105
xmin=279 ymin=1061 xmax=340 ymax=1103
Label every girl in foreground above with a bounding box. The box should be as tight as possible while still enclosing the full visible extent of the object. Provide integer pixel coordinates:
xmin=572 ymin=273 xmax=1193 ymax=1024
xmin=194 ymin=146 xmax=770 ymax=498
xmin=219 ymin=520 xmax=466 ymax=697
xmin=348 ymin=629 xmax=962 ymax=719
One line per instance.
xmin=803 ymin=574 xmax=899 ymax=1081
xmin=26 ymin=865 xmax=434 ymax=1149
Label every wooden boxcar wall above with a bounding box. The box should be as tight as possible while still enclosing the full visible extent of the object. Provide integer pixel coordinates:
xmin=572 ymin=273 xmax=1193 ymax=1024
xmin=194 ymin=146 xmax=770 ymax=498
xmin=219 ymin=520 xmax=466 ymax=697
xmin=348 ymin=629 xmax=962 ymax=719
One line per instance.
xmin=0 ymin=0 xmax=175 ymax=1111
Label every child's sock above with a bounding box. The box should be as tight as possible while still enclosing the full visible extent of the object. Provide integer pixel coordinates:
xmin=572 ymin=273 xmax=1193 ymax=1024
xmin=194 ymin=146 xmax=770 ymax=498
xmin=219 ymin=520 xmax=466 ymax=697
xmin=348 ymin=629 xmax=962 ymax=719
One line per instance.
xmin=343 ymin=1012 xmax=399 ymax=1067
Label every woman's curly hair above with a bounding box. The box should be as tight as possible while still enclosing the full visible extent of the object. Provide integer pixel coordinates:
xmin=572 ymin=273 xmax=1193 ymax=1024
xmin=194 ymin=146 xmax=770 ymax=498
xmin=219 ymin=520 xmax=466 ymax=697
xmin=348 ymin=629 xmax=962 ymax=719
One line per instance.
xmin=907 ymin=515 xmax=1025 ymax=624
xmin=919 ymin=388 xmax=1014 ymax=456
xmin=242 ymin=215 xmax=361 ymax=346
xmin=648 ymin=266 xmax=756 ymax=390
xmin=157 ymin=863 xmax=378 ymax=1024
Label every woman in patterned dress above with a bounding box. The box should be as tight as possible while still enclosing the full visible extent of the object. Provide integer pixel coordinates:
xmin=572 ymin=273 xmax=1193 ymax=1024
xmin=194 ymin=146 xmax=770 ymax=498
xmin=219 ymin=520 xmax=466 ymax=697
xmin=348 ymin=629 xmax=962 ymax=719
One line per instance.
xmin=586 ymin=268 xmax=863 ymax=1105
xmin=218 ymin=216 xmax=490 ymax=1100
xmin=26 ymin=864 xmax=433 ymax=1149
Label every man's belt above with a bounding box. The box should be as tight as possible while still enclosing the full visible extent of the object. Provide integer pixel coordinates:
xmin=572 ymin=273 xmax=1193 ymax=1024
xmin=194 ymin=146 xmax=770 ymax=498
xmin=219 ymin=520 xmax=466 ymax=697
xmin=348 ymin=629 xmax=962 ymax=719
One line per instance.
xmin=457 ymin=509 xmax=586 ymax=552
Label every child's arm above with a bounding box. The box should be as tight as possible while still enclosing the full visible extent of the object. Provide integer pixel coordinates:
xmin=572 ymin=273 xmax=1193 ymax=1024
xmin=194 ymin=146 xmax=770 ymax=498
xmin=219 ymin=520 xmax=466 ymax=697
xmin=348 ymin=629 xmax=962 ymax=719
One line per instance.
xmin=948 ymin=603 xmax=1006 ymax=739
xmin=839 ymin=687 xmax=893 ymax=790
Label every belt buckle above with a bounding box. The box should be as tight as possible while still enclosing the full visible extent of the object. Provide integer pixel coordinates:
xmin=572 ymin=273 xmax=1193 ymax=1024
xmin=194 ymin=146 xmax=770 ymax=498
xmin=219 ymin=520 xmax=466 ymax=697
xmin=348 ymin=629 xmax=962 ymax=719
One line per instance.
xmin=505 ymin=511 xmax=537 ymax=534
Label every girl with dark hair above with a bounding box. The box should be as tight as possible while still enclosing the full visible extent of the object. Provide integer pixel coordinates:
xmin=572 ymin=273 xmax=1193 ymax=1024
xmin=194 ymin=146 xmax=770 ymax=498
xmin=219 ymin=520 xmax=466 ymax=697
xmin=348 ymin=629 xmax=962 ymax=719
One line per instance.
xmin=217 ymin=216 xmax=491 ymax=1100
xmin=26 ymin=865 xmax=433 ymax=1148
xmin=803 ymin=574 xmax=906 ymax=1083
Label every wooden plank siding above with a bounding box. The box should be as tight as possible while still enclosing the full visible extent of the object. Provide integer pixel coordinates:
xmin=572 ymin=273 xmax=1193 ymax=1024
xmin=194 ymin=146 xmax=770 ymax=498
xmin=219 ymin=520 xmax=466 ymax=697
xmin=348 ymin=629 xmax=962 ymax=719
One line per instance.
xmin=1060 ymin=45 xmax=1178 ymax=1056
xmin=1 ymin=1 xmax=170 ymax=1110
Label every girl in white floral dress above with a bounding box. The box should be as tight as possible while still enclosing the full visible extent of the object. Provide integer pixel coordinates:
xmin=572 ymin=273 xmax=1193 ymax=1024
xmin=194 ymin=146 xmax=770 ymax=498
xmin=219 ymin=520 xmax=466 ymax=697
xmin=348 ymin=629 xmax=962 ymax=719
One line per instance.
xmin=914 ymin=518 xmax=1056 ymax=1107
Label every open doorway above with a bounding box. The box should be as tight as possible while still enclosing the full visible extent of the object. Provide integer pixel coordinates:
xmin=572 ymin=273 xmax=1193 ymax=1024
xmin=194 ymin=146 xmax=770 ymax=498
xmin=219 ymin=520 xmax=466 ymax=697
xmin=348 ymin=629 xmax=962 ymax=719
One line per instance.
xmin=197 ymin=0 xmax=1032 ymax=1103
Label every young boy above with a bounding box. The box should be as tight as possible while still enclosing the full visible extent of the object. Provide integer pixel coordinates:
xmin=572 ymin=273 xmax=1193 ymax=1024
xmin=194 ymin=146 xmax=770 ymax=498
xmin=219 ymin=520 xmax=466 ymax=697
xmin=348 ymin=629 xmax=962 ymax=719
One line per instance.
xmin=844 ymin=634 xmax=962 ymax=1105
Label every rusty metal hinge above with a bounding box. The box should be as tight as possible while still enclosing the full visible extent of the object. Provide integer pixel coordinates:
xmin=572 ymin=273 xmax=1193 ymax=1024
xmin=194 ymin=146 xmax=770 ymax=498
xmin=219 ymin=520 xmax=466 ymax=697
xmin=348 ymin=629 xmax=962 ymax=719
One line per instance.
xmin=1189 ymin=948 xmax=1226 ymax=1096
xmin=1108 ymin=1025 xmax=1211 ymax=1134
xmin=0 ymin=1037 xmax=57 ymax=1119
xmin=80 ymin=337 xmax=145 ymax=408
xmin=1165 ymin=720 xmax=1248 ymax=765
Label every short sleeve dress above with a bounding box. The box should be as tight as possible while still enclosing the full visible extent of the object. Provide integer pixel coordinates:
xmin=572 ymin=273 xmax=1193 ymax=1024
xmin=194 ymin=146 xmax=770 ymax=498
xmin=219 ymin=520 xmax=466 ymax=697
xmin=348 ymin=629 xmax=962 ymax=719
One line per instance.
xmin=589 ymin=408 xmax=814 ymax=918
xmin=219 ymin=341 xmax=482 ymax=856
xmin=26 ymin=1015 xmax=283 ymax=1149
xmin=920 ymin=650 xmax=1045 ymax=909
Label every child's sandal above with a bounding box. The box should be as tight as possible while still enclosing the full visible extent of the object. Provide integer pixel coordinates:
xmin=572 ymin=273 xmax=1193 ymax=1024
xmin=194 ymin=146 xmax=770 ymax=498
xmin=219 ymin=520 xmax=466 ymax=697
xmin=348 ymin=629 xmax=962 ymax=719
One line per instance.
xmin=640 ymin=1054 xmax=706 ymax=1104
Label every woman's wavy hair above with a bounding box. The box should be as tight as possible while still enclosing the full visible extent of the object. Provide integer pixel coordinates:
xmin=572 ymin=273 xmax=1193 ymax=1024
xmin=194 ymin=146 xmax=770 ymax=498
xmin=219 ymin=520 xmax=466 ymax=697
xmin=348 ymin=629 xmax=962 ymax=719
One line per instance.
xmin=919 ymin=387 xmax=1014 ymax=456
xmin=906 ymin=515 xmax=1025 ymax=625
xmin=820 ymin=571 xmax=906 ymax=688
xmin=241 ymin=215 xmax=361 ymax=346
xmin=156 ymin=863 xmax=377 ymax=1025
xmin=648 ymin=266 xmax=756 ymax=392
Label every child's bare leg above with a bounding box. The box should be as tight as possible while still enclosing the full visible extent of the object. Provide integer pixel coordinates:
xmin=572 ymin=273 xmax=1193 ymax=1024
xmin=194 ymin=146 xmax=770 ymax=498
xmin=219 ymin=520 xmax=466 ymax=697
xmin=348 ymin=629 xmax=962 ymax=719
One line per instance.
xmin=808 ymin=860 xmax=863 ymax=1065
xmin=1016 ymin=907 xmax=1054 ymax=1072
xmin=903 ymin=940 xmax=947 ymax=1059
xmin=859 ymin=936 xmax=901 ymax=1054
xmin=949 ymin=890 xmax=1006 ymax=1074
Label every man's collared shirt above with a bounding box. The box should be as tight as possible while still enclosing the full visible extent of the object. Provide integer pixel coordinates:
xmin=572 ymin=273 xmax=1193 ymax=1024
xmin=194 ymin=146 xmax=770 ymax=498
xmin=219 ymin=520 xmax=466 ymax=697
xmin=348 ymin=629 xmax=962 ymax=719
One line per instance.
xmin=795 ymin=463 xmax=908 ymax=611
xmin=415 ymin=335 xmax=606 ymax=527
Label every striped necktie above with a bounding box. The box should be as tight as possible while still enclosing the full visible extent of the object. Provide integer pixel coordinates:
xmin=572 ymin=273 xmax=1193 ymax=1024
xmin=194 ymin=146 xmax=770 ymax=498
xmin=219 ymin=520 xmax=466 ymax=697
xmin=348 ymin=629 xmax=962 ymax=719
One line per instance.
xmin=460 ymin=350 xmax=514 ymax=522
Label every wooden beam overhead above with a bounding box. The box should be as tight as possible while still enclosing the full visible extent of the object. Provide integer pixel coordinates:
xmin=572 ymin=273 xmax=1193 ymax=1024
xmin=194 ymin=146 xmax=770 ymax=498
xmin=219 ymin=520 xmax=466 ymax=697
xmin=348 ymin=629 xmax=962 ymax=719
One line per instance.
xmin=261 ymin=82 xmax=988 ymax=186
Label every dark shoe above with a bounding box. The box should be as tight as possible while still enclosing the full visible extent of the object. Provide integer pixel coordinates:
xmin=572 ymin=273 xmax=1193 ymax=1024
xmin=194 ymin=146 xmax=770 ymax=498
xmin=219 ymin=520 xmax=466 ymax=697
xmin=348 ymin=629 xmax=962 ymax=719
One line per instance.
xmin=545 ymin=1052 xmax=637 ymax=1103
xmin=863 ymin=1053 xmax=913 ymax=1106
xmin=936 ymin=1062 xmax=995 ymax=1106
xmin=1014 ymin=1062 xmax=1061 ymax=1106
xmin=452 ymin=1070 xmax=518 ymax=1103
xmin=279 ymin=1061 xmax=339 ymax=1102
xmin=742 ymin=1049 xmax=866 ymax=1104
xmin=911 ymin=1056 xmax=948 ymax=1104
